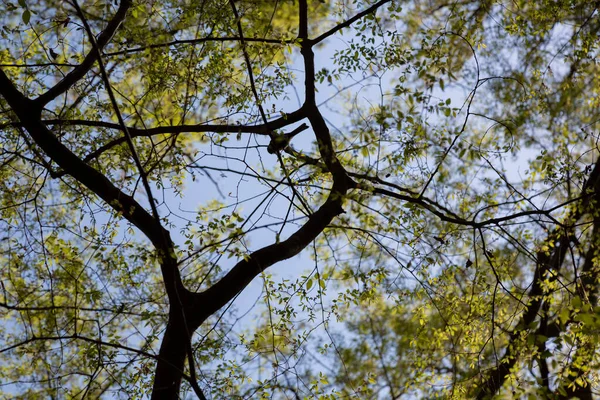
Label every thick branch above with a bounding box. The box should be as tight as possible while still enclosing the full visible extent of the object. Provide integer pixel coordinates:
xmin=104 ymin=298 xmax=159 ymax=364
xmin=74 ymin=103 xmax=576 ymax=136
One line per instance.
xmin=38 ymin=110 xmax=305 ymax=134
xmin=189 ymin=192 xmax=346 ymax=328
xmin=553 ymin=212 xmax=600 ymax=399
xmin=31 ymin=108 xmax=306 ymax=164
xmin=0 ymin=70 xmax=178 ymax=278
xmin=0 ymin=334 xmax=157 ymax=360
xmin=34 ymin=0 xmax=133 ymax=106
xmin=105 ymin=36 xmax=293 ymax=57
xmin=475 ymin=156 xmax=600 ymax=398
xmin=313 ymin=0 xmax=393 ymax=44
xmin=298 ymin=9 xmax=352 ymax=189
xmin=185 ymin=0 xmax=357 ymax=339
xmin=71 ymin=0 xmax=165 ymax=252
xmin=1 ymin=65 xmax=195 ymax=399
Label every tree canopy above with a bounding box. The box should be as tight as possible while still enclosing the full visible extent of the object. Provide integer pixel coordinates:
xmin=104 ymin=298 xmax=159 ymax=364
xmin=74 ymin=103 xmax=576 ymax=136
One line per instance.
xmin=1 ymin=0 xmax=600 ymax=398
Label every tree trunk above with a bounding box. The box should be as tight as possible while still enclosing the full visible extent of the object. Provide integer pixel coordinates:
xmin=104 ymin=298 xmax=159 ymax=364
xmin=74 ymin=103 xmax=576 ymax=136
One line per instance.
xmin=151 ymin=314 xmax=189 ymax=400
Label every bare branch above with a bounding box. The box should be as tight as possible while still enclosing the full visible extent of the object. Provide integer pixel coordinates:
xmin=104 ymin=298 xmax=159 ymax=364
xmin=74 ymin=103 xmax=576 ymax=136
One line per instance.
xmin=34 ymin=0 xmax=133 ymax=107
xmin=312 ymin=0 xmax=394 ymax=44
xmin=105 ymin=36 xmax=294 ymax=57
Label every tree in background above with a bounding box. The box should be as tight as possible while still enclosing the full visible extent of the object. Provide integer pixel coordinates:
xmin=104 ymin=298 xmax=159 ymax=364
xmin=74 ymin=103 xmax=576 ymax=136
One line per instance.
xmin=1 ymin=0 xmax=599 ymax=398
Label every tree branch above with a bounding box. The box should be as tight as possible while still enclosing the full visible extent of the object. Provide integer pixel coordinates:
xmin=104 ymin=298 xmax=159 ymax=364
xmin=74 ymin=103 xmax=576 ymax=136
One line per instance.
xmin=105 ymin=36 xmax=294 ymax=57
xmin=18 ymin=108 xmax=306 ymax=165
xmin=0 ymin=70 xmax=177 ymax=281
xmin=475 ymin=155 xmax=600 ymax=398
xmin=189 ymin=192 xmax=346 ymax=328
xmin=312 ymin=0 xmax=393 ymax=44
xmin=34 ymin=0 xmax=133 ymax=107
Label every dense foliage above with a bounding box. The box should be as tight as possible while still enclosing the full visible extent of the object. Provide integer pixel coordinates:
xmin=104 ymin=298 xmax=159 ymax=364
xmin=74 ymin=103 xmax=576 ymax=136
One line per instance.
xmin=1 ymin=0 xmax=600 ymax=398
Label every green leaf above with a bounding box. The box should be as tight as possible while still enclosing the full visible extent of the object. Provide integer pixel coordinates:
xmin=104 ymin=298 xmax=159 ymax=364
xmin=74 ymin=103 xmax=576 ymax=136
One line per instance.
xmin=306 ymin=278 xmax=313 ymax=290
xmin=22 ymin=9 xmax=30 ymax=24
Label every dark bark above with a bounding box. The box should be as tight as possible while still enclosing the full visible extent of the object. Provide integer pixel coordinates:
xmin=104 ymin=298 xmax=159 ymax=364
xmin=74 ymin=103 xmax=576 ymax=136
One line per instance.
xmin=0 ymin=66 xmax=352 ymax=398
xmin=476 ymin=158 xmax=600 ymax=399
xmin=151 ymin=313 xmax=191 ymax=400
xmin=0 ymin=0 xmax=387 ymax=398
xmin=0 ymin=67 xmax=198 ymax=399
xmin=189 ymin=194 xmax=348 ymax=328
xmin=34 ymin=0 xmax=133 ymax=106
xmin=554 ymin=215 xmax=600 ymax=399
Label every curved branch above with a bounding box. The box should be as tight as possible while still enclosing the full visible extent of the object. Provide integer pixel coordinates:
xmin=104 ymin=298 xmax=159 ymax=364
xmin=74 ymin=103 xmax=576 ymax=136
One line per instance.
xmin=39 ymin=109 xmax=305 ymax=135
xmin=34 ymin=0 xmax=133 ymax=106
xmin=24 ymin=108 xmax=306 ymax=164
xmin=0 ymin=71 xmax=173 ymax=275
xmin=475 ymin=155 xmax=600 ymax=398
xmin=313 ymin=0 xmax=393 ymax=44
xmin=189 ymin=192 xmax=346 ymax=328
xmin=105 ymin=36 xmax=294 ymax=57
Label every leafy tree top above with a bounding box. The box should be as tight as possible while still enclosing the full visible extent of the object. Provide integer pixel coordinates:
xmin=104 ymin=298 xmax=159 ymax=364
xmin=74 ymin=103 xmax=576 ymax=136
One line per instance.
xmin=1 ymin=0 xmax=600 ymax=398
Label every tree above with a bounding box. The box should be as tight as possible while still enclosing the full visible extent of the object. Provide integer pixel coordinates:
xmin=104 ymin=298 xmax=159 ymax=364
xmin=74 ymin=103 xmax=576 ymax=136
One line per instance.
xmin=1 ymin=0 xmax=600 ymax=398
